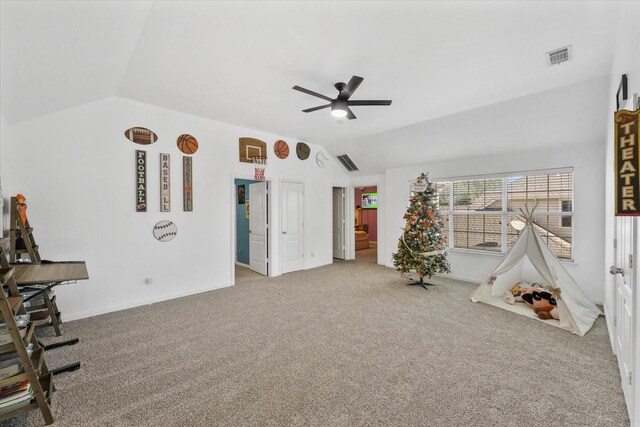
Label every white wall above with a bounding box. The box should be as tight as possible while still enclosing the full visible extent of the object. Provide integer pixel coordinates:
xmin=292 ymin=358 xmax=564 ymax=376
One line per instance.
xmin=1 ymin=97 xmax=349 ymax=320
xmin=385 ymin=142 xmax=606 ymax=302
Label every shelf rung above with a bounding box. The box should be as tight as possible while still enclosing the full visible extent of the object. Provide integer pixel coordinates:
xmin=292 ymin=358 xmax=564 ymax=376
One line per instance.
xmin=0 ymin=268 xmax=15 ymax=284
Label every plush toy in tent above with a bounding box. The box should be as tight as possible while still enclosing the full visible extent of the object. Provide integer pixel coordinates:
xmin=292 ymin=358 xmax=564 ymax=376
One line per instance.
xmin=470 ymin=205 xmax=601 ymax=336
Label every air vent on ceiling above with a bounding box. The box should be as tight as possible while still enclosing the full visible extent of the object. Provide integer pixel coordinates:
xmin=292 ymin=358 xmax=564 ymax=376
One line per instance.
xmin=336 ymin=154 xmax=359 ymax=172
xmin=546 ymin=45 xmax=572 ymax=66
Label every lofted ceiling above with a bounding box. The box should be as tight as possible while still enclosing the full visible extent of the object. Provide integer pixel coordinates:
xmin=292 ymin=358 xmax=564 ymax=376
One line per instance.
xmin=0 ymin=1 xmax=622 ymax=175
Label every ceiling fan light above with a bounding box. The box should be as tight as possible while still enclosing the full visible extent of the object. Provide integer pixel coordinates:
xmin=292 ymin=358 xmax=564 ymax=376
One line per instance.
xmin=331 ymin=106 xmax=347 ymax=117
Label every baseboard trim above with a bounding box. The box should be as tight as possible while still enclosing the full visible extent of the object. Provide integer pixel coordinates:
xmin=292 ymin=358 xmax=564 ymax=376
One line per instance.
xmin=603 ymin=305 xmax=617 ymax=354
xmin=235 ymin=261 xmax=250 ymax=268
xmin=63 ymin=283 xmax=233 ymax=322
xmin=436 ymin=273 xmax=480 ymax=284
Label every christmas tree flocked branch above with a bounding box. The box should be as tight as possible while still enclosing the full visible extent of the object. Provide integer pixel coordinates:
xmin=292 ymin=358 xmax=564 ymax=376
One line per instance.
xmin=392 ymin=172 xmax=451 ymax=289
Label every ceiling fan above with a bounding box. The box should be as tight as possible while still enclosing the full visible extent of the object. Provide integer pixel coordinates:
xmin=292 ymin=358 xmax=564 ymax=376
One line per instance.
xmin=292 ymin=75 xmax=392 ymax=120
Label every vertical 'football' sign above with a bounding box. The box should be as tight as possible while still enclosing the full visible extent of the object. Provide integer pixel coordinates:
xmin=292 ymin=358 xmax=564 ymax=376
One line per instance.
xmin=160 ymin=153 xmax=170 ymax=212
xmin=615 ymin=109 xmax=640 ymax=216
xmin=136 ymin=150 xmax=147 ymax=212
xmin=183 ymin=156 xmax=193 ymax=212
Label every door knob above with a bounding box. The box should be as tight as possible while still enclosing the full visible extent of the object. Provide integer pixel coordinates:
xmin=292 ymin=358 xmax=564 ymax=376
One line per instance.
xmin=282 ymin=231 xmax=287 ymax=234
xmin=609 ymin=266 xmax=624 ymax=276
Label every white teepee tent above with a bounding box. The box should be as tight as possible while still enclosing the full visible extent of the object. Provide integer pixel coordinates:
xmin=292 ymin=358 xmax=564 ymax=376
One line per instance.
xmin=470 ymin=212 xmax=601 ymax=336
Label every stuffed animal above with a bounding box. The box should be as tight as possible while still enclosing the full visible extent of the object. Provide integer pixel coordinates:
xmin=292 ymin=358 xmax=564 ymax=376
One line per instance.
xmin=503 ymin=282 xmax=529 ymax=305
xmin=521 ymin=285 xmax=559 ymax=320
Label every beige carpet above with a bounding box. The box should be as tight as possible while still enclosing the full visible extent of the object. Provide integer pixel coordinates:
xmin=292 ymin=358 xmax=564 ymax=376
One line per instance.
xmin=6 ymin=256 xmax=629 ymax=426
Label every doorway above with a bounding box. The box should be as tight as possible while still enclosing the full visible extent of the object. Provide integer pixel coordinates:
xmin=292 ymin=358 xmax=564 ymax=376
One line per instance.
xmin=234 ymin=178 xmax=270 ymax=280
xmin=354 ymin=186 xmax=378 ymax=263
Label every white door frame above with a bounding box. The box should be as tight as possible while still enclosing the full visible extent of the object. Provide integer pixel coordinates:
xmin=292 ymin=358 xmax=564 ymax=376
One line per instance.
xmin=332 ymin=186 xmax=347 ymax=260
xmin=230 ymin=175 xmax=272 ymax=284
xmin=280 ymin=180 xmax=304 ymax=273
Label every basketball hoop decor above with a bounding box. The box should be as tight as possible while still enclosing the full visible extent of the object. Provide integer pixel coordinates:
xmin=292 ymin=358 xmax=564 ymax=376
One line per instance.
xmin=252 ymin=156 xmax=267 ymax=181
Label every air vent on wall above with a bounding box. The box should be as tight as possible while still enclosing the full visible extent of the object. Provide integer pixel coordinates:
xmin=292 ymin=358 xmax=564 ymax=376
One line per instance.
xmin=336 ymin=154 xmax=359 ymax=172
xmin=546 ymin=45 xmax=572 ymax=66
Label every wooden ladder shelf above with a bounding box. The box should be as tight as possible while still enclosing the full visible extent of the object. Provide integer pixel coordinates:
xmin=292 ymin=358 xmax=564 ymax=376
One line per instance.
xmin=9 ymin=196 xmax=41 ymax=263
xmin=0 ymin=265 xmax=54 ymax=424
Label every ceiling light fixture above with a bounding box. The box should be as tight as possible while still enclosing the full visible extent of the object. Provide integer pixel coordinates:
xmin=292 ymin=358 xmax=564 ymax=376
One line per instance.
xmin=331 ymin=101 xmax=348 ymax=118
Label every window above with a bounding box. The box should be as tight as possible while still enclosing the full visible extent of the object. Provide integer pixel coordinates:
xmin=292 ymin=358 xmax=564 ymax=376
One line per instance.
xmin=436 ymin=170 xmax=573 ymax=260
xmin=561 ymin=201 xmax=572 ymax=227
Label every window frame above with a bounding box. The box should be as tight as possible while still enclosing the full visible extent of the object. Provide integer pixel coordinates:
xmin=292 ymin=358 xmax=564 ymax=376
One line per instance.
xmin=434 ymin=168 xmax=574 ymax=261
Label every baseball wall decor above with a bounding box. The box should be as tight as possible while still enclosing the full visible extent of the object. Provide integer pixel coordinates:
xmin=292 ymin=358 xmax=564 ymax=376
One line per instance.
xmin=124 ymin=127 xmax=158 ymax=145
xmin=183 ymin=156 xmax=193 ymax=212
xmin=296 ymin=142 xmax=310 ymax=160
xmin=177 ymin=134 xmax=199 ymax=154
xmin=315 ymin=151 xmax=328 ymax=168
xmin=239 ymin=137 xmax=267 ymax=163
xmin=274 ymin=140 xmax=289 ymax=159
xmin=153 ymin=220 xmax=177 ymax=242
xmin=135 ymin=150 xmax=147 ymax=212
xmin=160 ymin=153 xmax=170 ymax=212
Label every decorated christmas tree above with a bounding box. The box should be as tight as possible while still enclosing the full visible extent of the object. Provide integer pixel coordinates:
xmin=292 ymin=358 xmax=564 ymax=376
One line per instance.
xmin=392 ymin=172 xmax=450 ymax=289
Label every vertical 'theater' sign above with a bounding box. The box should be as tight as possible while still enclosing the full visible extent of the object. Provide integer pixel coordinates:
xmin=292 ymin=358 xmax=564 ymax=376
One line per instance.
xmin=160 ymin=153 xmax=170 ymax=212
xmin=136 ymin=150 xmax=147 ymax=212
xmin=615 ymin=109 xmax=640 ymax=216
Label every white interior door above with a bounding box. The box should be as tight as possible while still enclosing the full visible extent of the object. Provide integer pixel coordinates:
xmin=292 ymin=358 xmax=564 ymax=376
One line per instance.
xmin=281 ymin=181 xmax=304 ymax=273
xmin=612 ymin=216 xmax=635 ymax=417
xmin=333 ymin=187 xmax=345 ymax=259
xmin=249 ymin=181 xmax=268 ymax=275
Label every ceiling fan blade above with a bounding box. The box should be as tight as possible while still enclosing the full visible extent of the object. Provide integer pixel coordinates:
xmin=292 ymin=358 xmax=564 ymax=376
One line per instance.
xmin=340 ymin=76 xmax=364 ymax=100
xmin=302 ymin=104 xmax=331 ymax=113
xmin=346 ymin=107 xmax=357 ymax=120
xmin=347 ymin=100 xmax=392 ymax=106
xmin=292 ymin=85 xmax=333 ymax=102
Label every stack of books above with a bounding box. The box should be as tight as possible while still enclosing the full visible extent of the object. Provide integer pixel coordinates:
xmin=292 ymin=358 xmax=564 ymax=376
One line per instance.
xmin=0 ymin=380 xmax=33 ymax=415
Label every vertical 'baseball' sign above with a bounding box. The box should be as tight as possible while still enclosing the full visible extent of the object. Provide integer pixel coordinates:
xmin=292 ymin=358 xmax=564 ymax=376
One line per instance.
xmin=160 ymin=153 xmax=170 ymax=212
xmin=615 ymin=109 xmax=640 ymax=216
xmin=183 ymin=156 xmax=193 ymax=212
xmin=136 ymin=150 xmax=147 ymax=212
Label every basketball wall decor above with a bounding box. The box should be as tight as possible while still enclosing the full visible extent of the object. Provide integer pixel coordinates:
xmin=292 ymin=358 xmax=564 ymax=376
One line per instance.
xmin=296 ymin=142 xmax=311 ymax=160
xmin=153 ymin=220 xmax=177 ymax=242
xmin=124 ymin=127 xmax=158 ymax=145
xmin=177 ymin=134 xmax=199 ymax=154
xmin=183 ymin=156 xmax=193 ymax=212
xmin=239 ymin=137 xmax=267 ymax=163
xmin=274 ymin=140 xmax=289 ymax=159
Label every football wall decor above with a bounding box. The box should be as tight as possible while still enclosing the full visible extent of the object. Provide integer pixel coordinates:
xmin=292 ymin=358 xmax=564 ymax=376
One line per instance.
xmin=135 ymin=150 xmax=147 ymax=212
xmin=124 ymin=127 xmax=158 ymax=145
